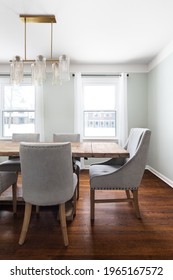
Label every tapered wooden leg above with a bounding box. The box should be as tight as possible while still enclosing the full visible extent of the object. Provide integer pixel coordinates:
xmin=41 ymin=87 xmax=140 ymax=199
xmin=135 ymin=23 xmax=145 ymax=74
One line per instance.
xmin=12 ymin=183 xmax=17 ymax=214
xmin=76 ymin=165 xmax=80 ymax=200
xmin=90 ymin=189 xmax=95 ymax=220
xmin=59 ymin=203 xmax=69 ymax=247
xmin=19 ymin=202 xmax=32 ymax=245
xmin=73 ymin=188 xmax=77 ymax=217
xmin=125 ymin=190 xmax=131 ymax=199
xmin=132 ymin=189 xmax=141 ymax=218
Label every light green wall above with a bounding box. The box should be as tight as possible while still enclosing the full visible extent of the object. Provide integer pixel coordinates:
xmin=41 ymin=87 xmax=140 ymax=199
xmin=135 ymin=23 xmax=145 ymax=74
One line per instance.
xmin=148 ymin=53 xmax=173 ymax=181
xmin=127 ymin=73 xmax=148 ymax=132
xmin=43 ymin=74 xmax=74 ymax=141
xmin=43 ymin=73 xmax=148 ymax=142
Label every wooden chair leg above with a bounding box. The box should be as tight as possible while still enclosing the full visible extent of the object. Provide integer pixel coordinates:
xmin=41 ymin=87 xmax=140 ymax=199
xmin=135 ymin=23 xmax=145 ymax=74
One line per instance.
xmin=132 ymin=189 xmax=141 ymax=218
xmin=90 ymin=189 xmax=95 ymax=220
xmin=59 ymin=203 xmax=69 ymax=247
xmin=125 ymin=190 xmax=131 ymax=199
xmin=19 ymin=202 xmax=32 ymax=245
xmin=12 ymin=183 xmax=17 ymax=214
xmin=73 ymin=188 xmax=77 ymax=217
xmin=76 ymin=165 xmax=80 ymax=200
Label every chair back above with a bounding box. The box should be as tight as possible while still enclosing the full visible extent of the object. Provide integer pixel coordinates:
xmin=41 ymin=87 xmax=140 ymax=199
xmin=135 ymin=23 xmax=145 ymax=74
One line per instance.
xmin=20 ymin=142 xmax=74 ymax=206
xmin=53 ymin=133 xmax=81 ymax=161
xmin=125 ymin=128 xmax=151 ymax=161
xmin=123 ymin=128 xmax=151 ymax=188
xmin=12 ymin=133 xmax=40 ymax=142
xmin=53 ymin=133 xmax=80 ymax=143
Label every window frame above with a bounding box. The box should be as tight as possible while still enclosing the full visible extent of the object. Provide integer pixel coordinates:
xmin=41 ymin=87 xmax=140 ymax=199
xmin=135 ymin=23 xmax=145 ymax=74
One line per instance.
xmin=0 ymin=77 xmax=36 ymax=139
xmin=81 ymin=77 xmax=119 ymax=141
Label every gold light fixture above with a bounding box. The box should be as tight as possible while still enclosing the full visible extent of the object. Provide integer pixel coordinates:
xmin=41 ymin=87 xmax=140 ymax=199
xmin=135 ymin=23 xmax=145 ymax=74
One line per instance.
xmin=10 ymin=14 xmax=70 ymax=85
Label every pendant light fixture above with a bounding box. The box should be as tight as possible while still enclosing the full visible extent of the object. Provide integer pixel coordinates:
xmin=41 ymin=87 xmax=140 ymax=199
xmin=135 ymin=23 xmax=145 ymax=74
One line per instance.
xmin=10 ymin=14 xmax=70 ymax=85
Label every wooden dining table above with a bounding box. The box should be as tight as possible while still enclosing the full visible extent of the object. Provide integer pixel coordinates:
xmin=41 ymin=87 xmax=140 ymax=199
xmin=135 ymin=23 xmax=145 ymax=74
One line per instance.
xmin=0 ymin=140 xmax=129 ymax=158
xmin=0 ymin=140 xmax=129 ymax=220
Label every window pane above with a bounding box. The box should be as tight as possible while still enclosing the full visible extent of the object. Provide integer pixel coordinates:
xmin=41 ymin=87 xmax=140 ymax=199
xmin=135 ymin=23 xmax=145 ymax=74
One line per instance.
xmin=2 ymin=111 xmax=35 ymax=137
xmin=83 ymin=85 xmax=116 ymax=110
xmin=84 ymin=110 xmax=116 ymax=137
xmin=82 ymin=80 xmax=117 ymax=138
xmin=4 ymin=86 xmax=35 ymax=110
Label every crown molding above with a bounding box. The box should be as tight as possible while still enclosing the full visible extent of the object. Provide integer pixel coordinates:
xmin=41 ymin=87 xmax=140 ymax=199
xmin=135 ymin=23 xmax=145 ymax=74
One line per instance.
xmin=0 ymin=63 xmax=148 ymax=75
xmin=148 ymin=40 xmax=173 ymax=72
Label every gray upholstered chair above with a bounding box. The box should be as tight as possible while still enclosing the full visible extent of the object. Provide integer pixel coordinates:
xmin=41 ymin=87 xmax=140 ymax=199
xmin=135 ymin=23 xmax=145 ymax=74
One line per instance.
xmin=89 ymin=128 xmax=151 ymax=220
xmin=0 ymin=171 xmax=18 ymax=213
xmin=18 ymin=142 xmax=77 ymax=247
xmin=0 ymin=133 xmax=40 ymax=213
xmin=0 ymin=133 xmax=40 ymax=172
xmin=53 ymin=133 xmax=81 ymax=199
xmin=12 ymin=133 xmax=40 ymax=142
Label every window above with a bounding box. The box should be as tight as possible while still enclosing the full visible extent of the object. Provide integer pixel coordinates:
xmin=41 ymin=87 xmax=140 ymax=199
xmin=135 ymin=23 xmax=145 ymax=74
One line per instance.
xmin=0 ymin=79 xmax=36 ymax=138
xmin=82 ymin=78 xmax=118 ymax=139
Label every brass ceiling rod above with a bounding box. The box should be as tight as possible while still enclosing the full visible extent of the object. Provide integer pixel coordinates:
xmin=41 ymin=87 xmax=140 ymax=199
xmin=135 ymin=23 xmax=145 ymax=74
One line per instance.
xmin=19 ymin=14 xmax=57 ymax=62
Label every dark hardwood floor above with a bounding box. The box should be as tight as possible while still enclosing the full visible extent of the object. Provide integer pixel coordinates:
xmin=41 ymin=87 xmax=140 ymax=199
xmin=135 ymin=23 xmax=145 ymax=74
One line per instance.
xmin=1 ymin=170 xmax=173 ymax=260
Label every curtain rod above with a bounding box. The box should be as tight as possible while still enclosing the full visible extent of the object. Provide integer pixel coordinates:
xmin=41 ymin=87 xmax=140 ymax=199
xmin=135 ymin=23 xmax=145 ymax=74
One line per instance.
xmin=72 ymin=74 xmax=129 ymax=77
xmin=0 ymin=74 xmax=31 ymax=77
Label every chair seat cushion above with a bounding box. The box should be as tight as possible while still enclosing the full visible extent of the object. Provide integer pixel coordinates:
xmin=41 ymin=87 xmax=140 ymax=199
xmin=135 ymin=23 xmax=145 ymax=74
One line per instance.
xmin=89 ymin=164 xmax=139 ymax=190
xmin=89 ymin=164 xmax=120 ymax=179
xmin=0 ymin=158 xmax=21 ymax=172
xmin=0 ymin=172 xmax=17 ymax=193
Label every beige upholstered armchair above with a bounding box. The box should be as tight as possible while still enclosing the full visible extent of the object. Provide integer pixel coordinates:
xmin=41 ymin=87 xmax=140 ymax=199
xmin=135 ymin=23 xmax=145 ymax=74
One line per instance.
xmin=89 ymin=128 xmax=151 ymax=220
xmin=19 ymin=142 xmax=77 ymax=247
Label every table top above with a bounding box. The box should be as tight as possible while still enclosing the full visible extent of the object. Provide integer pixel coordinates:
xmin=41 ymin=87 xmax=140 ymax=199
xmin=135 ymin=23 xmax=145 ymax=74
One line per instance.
xmin=0 ymin=140 xmax=129 ymax=158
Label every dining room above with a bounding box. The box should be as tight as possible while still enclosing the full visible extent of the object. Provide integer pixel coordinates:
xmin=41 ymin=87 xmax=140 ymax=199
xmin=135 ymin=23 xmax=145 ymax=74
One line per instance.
xmin=0 ymin=0 xmax=173 ymax=270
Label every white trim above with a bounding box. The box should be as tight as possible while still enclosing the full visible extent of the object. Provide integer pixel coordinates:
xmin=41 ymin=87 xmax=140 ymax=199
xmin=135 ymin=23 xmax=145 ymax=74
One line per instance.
xmin=148 ymin=40 xmax=173 ymax=72
xmin=0 ymin=63 xmax=148 ymax=75
xmin=71 ymin=64 xmax=148 ymax=73
xmin=146 ymin=165 xmax=173 ymax=188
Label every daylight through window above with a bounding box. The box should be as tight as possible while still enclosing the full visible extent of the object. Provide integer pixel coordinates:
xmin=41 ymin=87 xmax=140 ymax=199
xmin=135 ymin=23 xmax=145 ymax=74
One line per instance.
xmin=1 ymin=84 xmax=35 ymax=137
xmin=82 ymin=78 xmax=118 ymax=139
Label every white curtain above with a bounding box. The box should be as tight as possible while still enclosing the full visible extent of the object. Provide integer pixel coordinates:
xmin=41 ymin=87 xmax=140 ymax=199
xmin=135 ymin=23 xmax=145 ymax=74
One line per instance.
xmin=74 ymin=72 xmax=85 ymax=168
xmin=74 ymin=72 xmax=83 ymax=136
xmin=117 ymin=73 xmax=128 ymax=147
xmin=35 ymin=85 xmax=45 ymax=141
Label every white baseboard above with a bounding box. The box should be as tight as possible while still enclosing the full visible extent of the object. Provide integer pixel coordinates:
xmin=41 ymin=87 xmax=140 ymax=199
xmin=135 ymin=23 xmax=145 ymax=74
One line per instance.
xmin=146 ymin=165 xmax=173 ymax=188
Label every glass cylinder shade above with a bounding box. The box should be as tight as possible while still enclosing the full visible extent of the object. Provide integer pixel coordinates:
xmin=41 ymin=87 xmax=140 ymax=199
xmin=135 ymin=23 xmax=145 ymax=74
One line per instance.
xmin=59 ymin=55 xmax=70 ymax=84
xmin=31 ymin=55 xmax=46 ymax=85
xmin=10 ymin=56 xmax=23 ymax=85
xmin=52 ymin=62 xmax=60 ymax=85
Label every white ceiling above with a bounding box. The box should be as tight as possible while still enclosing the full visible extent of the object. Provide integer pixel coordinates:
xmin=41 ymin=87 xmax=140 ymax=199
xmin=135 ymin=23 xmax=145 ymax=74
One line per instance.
xmin=1 ymin=0 xmax=173 ymax=65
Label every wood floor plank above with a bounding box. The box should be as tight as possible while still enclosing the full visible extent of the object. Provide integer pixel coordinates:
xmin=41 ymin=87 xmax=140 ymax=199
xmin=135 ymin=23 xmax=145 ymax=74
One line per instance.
xmin=0 ymin=170 xmax=173 ymax=259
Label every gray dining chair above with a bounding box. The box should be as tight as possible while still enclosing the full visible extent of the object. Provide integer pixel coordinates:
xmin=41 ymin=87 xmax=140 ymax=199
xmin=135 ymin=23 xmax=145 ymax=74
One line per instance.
xmin=0 ymin=133 xmax=40 ymax=213
xmin=89 ymin=128 xmax=151 ymax=220
xmin=18 ymin=142 xmax=77 ymax=247
xmin=0 ymin=171 xmax=18 ymax=213
xmin=53 ymin=133 xmax=81 ymax=199
xmin=0 ymin=133 xmax=40 ymax=173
